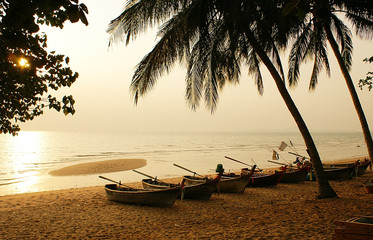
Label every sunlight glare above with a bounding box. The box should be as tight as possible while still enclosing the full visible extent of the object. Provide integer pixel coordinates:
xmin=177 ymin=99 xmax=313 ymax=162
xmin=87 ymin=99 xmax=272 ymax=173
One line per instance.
xmin=4 ymin=131 xmax=45 ymax=181
xmin=18 ymin=58 xmax=30 ymax=68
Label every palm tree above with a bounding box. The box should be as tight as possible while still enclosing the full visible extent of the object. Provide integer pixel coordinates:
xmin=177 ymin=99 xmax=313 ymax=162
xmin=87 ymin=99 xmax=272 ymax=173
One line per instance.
xmin=108 ymin=0 xmax=336 ymax=198
xmin=286 ymin=0 xmax=373 ymax=165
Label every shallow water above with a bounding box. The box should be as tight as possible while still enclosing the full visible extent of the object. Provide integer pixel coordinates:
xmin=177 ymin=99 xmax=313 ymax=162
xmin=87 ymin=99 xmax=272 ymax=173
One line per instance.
xmin=0 ymin=131 xmax=368 ymax=195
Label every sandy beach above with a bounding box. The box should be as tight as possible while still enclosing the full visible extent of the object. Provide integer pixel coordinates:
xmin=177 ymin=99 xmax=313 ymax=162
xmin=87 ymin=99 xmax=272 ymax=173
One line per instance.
xmin=1 ymin=157 xmax=372 ymax=239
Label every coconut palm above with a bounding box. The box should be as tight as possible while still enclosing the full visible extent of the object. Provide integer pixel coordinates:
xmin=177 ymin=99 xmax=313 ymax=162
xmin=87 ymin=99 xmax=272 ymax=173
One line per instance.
xmin=286 ymin=0 xmax=373 ymax=165
xmin=108 ymin=0 xmax=336 ymax=198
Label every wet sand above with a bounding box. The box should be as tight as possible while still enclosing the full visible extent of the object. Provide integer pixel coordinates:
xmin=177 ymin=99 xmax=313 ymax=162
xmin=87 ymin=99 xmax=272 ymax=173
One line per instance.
xmin=49 ymin=158 xmax=147 ymax=176
xmin=1 ymin=157 xmax=372 ymax=239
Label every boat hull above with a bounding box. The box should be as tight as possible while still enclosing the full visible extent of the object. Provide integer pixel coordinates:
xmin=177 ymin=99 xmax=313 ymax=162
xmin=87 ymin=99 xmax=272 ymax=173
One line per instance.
xmin=324 ymin=160 xmax=371 ymax=177
xmin=183 ymin=174 xmax=250 ymax=193
xmin=142 ymin=179 xmax=216 ymax=200
xmin=218 ymin=173 xmax=251 ymax=193
xmin=323 ymin=165 xmax=355 ymax=180
xmin=248 ymin=171 xmax=283 ymax=187
xmin=104 ymin=184 xmax=181 ymax=207
xmin=277 ymin=168 xmax=308 ymax=183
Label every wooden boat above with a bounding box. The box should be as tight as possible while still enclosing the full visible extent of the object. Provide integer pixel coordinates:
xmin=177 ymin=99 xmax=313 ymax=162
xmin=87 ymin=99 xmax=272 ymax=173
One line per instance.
xmin=218 ymin=172 xmax=251 ymax=193
xmin=276 ymin=167 xmax=309 ymax=183
xmin=182 ymin=172 xmax=251 ymax=193
xmin=334 ymin=216 xmax=373 ymax=239
xmin=183 ymin=175 xmax=210 ymax=186
xmin=246 ymin=170 xmax=284 ymax=187
xmin=323 ymin=164 xmax=356 ymax=180
xmin=142 ymin=178 xmax=218 ymax=200
xmin=104 ymin=184 xmax=181 ymax=207
xmin=324 ymin=159 xmax=371 ymax=177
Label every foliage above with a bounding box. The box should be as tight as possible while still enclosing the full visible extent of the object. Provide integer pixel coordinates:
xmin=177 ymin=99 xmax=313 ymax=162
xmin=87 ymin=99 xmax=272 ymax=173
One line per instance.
xmin=359 ymin=56 xmax=373 ymax=91
xmin=107 ymin=0 xmax=302 ymax=112
xmin=285 ymin=0 xmax=373 ymax=90
xmin=108 ymin=0 xmax=339 ymax=198
xmin=0 ymin=0 xmax=88 ymax=135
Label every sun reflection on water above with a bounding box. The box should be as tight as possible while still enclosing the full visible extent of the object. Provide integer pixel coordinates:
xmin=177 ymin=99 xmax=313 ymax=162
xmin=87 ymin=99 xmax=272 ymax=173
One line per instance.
xmin=2 ymin=131 xmax=46 ymax=193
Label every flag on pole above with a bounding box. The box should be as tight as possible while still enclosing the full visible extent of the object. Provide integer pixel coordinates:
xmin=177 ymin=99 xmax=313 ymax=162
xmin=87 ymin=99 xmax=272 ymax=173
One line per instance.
xmin=278 ymin=141 xmax=288 ymax=151
xmin=272 ymin=150 xmax=279 ymax=160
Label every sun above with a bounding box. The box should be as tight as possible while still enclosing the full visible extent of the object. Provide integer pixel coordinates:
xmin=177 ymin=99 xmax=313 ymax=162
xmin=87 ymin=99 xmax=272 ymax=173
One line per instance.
xmin=18 ymin=58 xmax=30 ymax=68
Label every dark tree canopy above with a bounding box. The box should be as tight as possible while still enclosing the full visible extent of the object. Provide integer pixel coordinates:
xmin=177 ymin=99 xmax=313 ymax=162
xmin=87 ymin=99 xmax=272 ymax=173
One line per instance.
xmin=0 ymin=0 xmax=88 ymax=135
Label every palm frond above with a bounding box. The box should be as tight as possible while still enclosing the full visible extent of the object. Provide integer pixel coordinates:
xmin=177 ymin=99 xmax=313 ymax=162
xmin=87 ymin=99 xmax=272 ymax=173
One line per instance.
xmin=287 ymin=21 xmax=313 ymax=87
xmin=247 ymin=49 xmax=263 ymax=95
xmin=309 ymin=31 xmax=330 ymax=90
xmin=330 ymin=15 xmax=353 ymax=71
xmin=107 ymin=0 xmax=185 ymax=46
xmin=185 ymin=43 xmax=203 ymax=111
xmin=270 ymin=43 xmax=286 ymax=83
xmin=130 ymin=14 xmax=192 ymax=103
xmin=344 ymin=11 xmax=373 ymax=38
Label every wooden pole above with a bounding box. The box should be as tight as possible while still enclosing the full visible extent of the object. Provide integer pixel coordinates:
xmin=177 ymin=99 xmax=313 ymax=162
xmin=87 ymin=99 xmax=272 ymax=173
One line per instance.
xmin=173 ymin=163 xmax=204 ymax=177
xmin=267 ymin=160 xmax=287 ymax=166
xmin=224 ymin=156 xmax=253 ymax=167
xmin=132 ymin=170 xmax=168 ymax=184
xmin=98 ymin=176 xmax=137 ymax=190
xmin=288 ymin=151 xmax=310 ymax=159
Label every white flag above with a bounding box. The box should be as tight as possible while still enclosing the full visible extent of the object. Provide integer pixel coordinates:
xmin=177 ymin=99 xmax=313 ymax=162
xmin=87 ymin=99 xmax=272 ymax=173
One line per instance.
xmin=278 ymin=141 xmax=288 ymax=151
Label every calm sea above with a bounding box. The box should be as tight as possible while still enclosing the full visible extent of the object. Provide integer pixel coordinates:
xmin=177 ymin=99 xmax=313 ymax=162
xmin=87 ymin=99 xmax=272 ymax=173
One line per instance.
xmin=0 ymin=131 xmax=368 ymax=196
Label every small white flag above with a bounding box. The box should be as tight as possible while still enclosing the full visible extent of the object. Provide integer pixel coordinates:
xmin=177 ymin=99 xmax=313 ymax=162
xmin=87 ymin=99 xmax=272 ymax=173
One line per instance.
xmin=272 ymin=150 xmax=279 ymax=160
xmin=278 ymin=141 xmax=288 ymax=151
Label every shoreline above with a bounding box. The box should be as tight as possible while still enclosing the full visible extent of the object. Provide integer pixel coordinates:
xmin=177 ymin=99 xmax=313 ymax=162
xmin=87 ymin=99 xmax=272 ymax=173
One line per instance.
xmin=0 ymin=156 xmax=369 ymax=197
xmin=1 ymin=156 xmax=372 ymax=239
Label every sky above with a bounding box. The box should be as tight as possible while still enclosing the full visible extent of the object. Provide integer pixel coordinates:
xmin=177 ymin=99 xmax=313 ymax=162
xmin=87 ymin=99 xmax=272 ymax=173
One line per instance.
xmin=21 ymin=0 xmax=373 ymax=133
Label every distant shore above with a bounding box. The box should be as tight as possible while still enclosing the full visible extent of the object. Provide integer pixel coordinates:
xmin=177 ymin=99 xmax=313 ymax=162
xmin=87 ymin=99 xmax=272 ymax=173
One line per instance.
xmin=1 ymin=156 xmax=372 ymax=239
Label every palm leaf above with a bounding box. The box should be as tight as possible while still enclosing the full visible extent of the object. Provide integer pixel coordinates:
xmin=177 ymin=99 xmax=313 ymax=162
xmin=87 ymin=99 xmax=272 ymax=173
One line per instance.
xmin=330 ymin=15 xmax=353 ymax=71
xmin=107 ymin=0 xmax=185 ymax=46
xmin=288 ymin=20 xmax=313 ymax=86
xmin=309 ymin=31 xmax=330 ymax=90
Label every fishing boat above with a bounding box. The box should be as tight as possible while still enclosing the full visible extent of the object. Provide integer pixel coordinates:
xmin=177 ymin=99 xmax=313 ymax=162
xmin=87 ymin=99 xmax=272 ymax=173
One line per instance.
xmin=324 ymin=159 xmax=371 ymax=177
xmin=219 ymin=172 xmax=252 ymax=193
xmin=183 ymin=173 xmax=251 ymax=193
xmin=182 ymin=165 xmax=256 ymax=193
xmin=276 ymin=167 xmax=309 ymax=183
xmin=245 ymin=170 xmax=284 ymax=187
xmin=104 ymin=184 xmax=181 ymax=207
xmin=142 ymin=178 xmax=218 ymax=200
xmin=323 ymin=164 xmax=356 ymax=180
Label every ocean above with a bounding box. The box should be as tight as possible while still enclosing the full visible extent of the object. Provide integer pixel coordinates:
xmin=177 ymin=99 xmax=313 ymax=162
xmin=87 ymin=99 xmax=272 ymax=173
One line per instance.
xmin=0 ymin=131 xmax=368 ymax=196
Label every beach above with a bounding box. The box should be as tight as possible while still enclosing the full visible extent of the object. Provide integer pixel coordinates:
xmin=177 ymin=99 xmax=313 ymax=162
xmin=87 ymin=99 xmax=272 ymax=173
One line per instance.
xmin=1 ymin=157 xmax=372 ymax=239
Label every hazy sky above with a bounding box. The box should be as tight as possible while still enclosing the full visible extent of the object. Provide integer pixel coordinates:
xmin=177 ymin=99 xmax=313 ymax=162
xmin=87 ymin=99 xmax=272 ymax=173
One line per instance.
xmin=21 ymin=0 xmax=373 ymax=133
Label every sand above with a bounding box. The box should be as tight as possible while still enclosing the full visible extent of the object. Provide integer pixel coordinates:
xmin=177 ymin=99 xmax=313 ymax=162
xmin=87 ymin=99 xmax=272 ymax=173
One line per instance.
xmin=49 ymin=159 xmax=147 ymax=176
xmin=1 ymin=157 xmax=372 ymax=239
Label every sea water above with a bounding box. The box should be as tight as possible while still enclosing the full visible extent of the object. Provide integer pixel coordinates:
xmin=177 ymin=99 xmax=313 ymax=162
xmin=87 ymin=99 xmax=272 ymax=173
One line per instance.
xmin=0 ymin=131 xmax=368 ymax=195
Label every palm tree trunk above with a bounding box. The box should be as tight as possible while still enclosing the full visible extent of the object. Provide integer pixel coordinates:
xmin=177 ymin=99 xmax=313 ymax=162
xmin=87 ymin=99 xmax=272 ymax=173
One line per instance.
xmin=324 ymin=26 xmax=373 ymax=165
xmin=245 ymin=30 xmax=337 ymax=198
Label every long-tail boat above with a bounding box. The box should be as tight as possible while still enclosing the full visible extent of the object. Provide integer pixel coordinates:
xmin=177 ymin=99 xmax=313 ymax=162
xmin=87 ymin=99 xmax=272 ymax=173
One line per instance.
xmin=104 ymin=184 xmax=181 ymax=207
xmin=324 ymin=159 xmax=371 ymax=177
xmin=242 ymin=168 xmax=284 ymax=187
xmin=275 ymin=167 xmax=309 ymax=183
xmin=323 ymin=164 xmax=356 ymax=180
xmin=142 ymin=178 xmax=218 ymax=200
xmin=99 ymin=176 xmax=181 ymax=207
xmin=182 ymin=165 xmax=256 ymax=193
